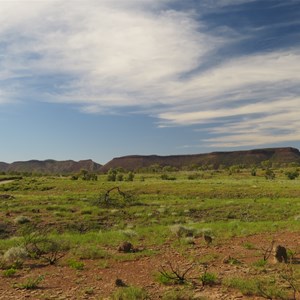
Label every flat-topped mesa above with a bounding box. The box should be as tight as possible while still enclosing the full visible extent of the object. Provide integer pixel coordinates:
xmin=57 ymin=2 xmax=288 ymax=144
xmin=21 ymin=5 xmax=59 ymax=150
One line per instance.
xmin=100 ymin=147 xmax=300 ymax=172
xmin=0 ymin=159 xmax=102 ymax=175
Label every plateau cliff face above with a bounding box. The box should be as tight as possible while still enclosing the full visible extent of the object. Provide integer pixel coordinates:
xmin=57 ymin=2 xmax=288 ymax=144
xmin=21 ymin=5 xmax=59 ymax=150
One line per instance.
xmin=1 ymin=147 xmax=299 ymax=174
xmin=100 ymin=147 xmax=300 ymax=172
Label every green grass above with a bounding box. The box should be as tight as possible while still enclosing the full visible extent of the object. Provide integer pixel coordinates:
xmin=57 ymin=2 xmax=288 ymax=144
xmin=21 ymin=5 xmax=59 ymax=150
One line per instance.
xmin=0 ymin=169 xmax=299 ymax=298
xmin=2 ymin=268 xmax=17 ymax=277
xmin=14 ymin=275 xmax=44 ymax=290
xmin=0 ymin=173 xmax=299 ymax=247
xmin=111 ymin=286 xmax=149 ymax=300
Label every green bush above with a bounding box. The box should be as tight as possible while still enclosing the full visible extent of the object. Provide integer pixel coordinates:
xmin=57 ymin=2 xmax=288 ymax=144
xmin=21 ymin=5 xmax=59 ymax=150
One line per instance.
xmin=107 ymin=169 xmax=117 ymax=181
xmin=285 ymin=170 xmax=299 ymax=180
xmin=2 ymin=247 xmax=28 ymax=268
xmin=161 ymin=174 xmax=176 ymax=180
xmin=126 ymin=172 xmax=135 ymax=181
xmin=265 ymin=169 xmax=275 ymax=180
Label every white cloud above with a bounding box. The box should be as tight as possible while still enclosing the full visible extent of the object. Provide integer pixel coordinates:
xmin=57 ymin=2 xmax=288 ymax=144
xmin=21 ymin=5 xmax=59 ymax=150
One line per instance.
xmin=0 ymin=0 xmax=217 ymax=105
xmin=0 ymin=0 xmax=299 ymax=148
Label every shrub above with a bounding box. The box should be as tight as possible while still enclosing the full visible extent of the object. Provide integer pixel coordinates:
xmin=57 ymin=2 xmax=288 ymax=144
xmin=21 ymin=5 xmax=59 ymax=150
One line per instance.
xmin=285 ymin=170 xmax=299 ymax=180
xmin=265 ymin=169 xmax=275 ymax=180
xmin=21 ymin=228 xmax=69 ymax=265
xmin=117 ymin=174 xmax=124 ymax=181
xmin=158 ymin=261 xmax=194 ymax=285
xmin=169 ymin=225 xmax=196 ymax=238
xmin=126 ymin=172 xmax=135 ymax=181
xmin=2 ymin=247 xmax=28 ymax=268
xmin=107 ymin=169 xmax=117 ymax=181
xmin=14 ymin=216 xmax=31 ymax=224
xmin=161 ymin=174 xmax=176 ymax=180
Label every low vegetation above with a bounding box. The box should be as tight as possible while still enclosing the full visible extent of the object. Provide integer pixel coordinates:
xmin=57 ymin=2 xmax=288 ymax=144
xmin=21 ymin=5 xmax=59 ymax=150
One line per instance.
xmin=0 ymin=164 xmax=299 ymax=298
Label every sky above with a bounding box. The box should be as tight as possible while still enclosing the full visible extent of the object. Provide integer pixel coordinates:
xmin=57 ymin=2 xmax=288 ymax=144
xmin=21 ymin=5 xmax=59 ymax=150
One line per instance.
xmin=0 ymin=0 xmax=300 ymax=164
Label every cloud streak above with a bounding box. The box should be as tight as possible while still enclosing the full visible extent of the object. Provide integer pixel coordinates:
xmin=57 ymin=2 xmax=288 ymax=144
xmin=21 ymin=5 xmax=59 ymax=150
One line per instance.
xmin=0 ymin=0 xmax=300 ymax=149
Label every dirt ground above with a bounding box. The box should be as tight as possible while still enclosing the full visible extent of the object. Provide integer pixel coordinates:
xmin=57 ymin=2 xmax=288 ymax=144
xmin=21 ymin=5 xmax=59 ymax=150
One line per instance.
xmin=0 ymin=231 xmax=299 ymax=300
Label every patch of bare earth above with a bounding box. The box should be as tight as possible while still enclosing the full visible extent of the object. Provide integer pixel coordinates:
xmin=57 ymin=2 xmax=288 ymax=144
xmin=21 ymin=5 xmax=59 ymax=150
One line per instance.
xmin=0 ymin=231 xmax=299 ymax=299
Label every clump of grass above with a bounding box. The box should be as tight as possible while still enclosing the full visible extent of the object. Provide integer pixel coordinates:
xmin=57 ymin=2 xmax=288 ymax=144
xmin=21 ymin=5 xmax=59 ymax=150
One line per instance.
xmin=68 ymin=259 xmax=84 ymax=270
xmin=84 ymin=287 xmax=94 ymax=295
xmin=111 ymin=286 xmax=148 ymax=300
xmin=252 ymin=259 xmax=268 ymax=268
xmin=15 ymin=275 xmax=44 ymax=290
xmin=121 ymin=229 xmax=138 ymax=239
xmin=243 ymin=242 xmax=256 ymax=250
xmin=2 ymin=268 xmax=17 ymax=277
xmin=73 ymin=245 xmax=110 ymax=260
xmin=223 ymin=276 xmax=287 ymax=299
xmin=223 ymin=277 xmax=259 ymax=296
xmin=161 ymin=289 xmax=195 ymax=300
xmin=200 ymin=271 xmax=218 ymax=286
xmin=155 ymin=272 xmax=174 ymax=285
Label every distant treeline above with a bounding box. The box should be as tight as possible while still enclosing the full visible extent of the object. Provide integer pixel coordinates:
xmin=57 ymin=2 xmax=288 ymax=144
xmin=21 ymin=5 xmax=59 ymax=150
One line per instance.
xmin=0 ymin=175 xmax=23 ymax=181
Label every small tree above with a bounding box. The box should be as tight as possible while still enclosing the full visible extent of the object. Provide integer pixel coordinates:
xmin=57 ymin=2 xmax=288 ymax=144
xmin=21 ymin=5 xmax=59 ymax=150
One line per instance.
xmin=261 ymin=160 xmax=272 ymax=170
xmin=265 ymin=169 xmax=275 ymax=180
xmin=126 ymin=171 xmax=134 ymax=181
xmin=107 ymin=169 xmax=117 ymax=181
xmin=117 ymin=173 xmax=124 ymax=181
xmin=285 ymin=170 xmax=299 ymax=180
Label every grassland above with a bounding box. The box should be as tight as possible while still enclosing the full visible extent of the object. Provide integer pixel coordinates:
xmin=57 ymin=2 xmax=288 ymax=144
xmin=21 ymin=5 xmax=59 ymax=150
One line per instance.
xmin=0 ymin=168 xmax=299 ymax=299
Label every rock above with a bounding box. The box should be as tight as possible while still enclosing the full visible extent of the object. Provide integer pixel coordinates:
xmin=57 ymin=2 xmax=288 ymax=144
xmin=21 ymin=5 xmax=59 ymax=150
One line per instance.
xmin=274 ymin=245 xmax=288 ymax=263
xmin=118 ymin=241 xmax=134 ymax=253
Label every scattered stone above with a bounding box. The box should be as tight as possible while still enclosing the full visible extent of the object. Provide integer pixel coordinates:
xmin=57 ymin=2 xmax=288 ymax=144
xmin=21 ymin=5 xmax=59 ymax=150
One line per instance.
xmin=203 ymin=233 xmax=213 ymax=246
xmin=115 ymin=278 xmax=127 ymax=287
xmin=118 ymin=241 xmax=135 ymax=253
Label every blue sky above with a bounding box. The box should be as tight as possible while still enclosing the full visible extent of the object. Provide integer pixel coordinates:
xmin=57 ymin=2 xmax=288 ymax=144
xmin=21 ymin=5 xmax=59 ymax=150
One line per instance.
xmin=0 ymin=0 xmax=300 ymax=164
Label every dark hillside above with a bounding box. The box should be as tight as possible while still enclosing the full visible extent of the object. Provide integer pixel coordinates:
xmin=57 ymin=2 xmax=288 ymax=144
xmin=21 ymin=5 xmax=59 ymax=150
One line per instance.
xmin=0 ymin=159 xmax=102 ymax=175
xmin=100 ymin=147 xmax=300 ymax=172
xmin=0 ymin=162 xmax=9 ymax=172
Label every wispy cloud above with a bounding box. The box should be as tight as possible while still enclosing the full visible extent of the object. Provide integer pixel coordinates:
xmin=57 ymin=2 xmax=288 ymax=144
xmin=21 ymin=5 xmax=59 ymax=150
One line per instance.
xmin=0 ymin=0 xmax=299 ymax=149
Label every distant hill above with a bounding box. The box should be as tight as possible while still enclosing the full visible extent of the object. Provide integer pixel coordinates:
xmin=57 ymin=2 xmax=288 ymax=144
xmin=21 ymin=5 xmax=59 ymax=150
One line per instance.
xmin=100 ymin=147 xmax=300 ymax=172
xmin=1 ymin=147 xmax=299 ymax=175
xmin=0 ymin=162 xmax=9 ymax=172
xmin=0 ymin=159 xmax=102 ymax=175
